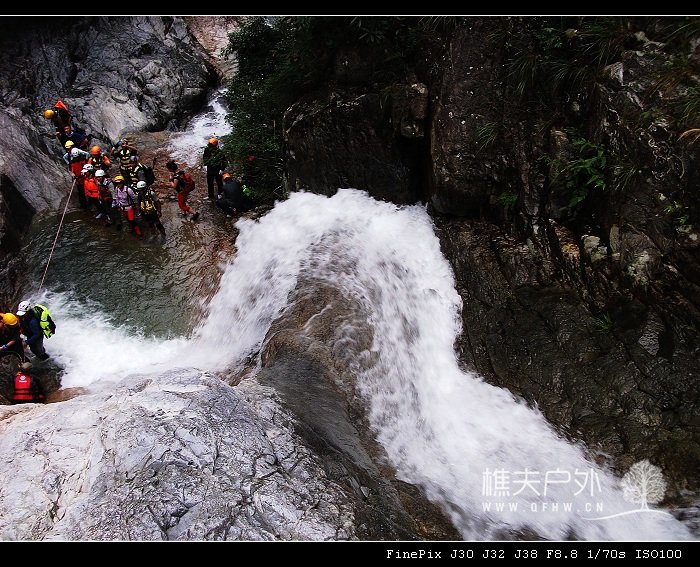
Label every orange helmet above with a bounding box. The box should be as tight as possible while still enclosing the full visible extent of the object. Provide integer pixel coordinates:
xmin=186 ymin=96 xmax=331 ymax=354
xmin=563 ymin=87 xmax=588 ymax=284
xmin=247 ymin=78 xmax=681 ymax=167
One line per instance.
xmin=222 ymin=172 xmax=232 ymax=181
xmin=90 ymin=145 xmax=101 ymax=155
xmin=208 ymin=137 xmax=218 ymax=146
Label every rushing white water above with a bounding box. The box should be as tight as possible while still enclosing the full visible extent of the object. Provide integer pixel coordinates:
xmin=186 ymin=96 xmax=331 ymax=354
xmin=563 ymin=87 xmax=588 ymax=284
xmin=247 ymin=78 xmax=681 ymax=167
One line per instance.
xmin=34 ymin=189 xmax=693 ymax=541
xmin=166 ymin=87 xmax=232 ymax=168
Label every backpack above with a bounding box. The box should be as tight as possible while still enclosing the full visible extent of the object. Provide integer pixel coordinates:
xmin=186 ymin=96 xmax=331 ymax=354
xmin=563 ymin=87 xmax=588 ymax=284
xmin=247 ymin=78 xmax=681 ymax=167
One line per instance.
xmin=140 ymin=193 xmax=157 ymax=215
xmin=143 ymin=164 xmax=156 ymax=186
xmin=181 ymin=171 xmax=195 ymax=193
xmin=32 ymin=304 xmax=56 ymax=338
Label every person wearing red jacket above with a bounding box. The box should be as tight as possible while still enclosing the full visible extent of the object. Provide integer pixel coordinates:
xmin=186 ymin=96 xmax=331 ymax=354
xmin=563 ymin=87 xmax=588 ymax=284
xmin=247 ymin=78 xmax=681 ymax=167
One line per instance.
xmin=63 ymin=142 xmax=90 ymax=209
xmin=82 ymin=165 xmax=101 ymax=215
xmin=11 ymin=362 xmax=45 ymax=404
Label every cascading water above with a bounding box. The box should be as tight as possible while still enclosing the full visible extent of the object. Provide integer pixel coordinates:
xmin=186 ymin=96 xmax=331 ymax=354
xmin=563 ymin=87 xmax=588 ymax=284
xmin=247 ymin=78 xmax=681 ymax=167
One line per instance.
xmin=167 ymin=87 xmax=232 ymax=169
xmin=25 ymin=188 xmax=693 ymax=540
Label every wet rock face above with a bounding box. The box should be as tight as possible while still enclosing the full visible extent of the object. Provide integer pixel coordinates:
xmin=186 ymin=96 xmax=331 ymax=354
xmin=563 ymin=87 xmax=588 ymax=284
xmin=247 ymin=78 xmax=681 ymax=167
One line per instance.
xmin=0 ymin=371 xmax=363 ymax=541
xmin=284 ymin=93 xmax=425 ymax=204
xmin=437 ymin=217 xmax=700 ymax=496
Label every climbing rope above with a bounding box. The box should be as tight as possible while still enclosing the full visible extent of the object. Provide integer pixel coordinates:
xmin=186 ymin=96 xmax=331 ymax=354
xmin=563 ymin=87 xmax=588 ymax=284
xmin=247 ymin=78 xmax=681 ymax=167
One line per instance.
xmin=38 ymin=179 xmax=76 ymax=292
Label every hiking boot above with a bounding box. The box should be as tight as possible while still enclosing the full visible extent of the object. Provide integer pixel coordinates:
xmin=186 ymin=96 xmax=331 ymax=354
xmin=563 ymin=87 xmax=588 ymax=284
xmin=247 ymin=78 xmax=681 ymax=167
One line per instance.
xmin=191 ymin=212 xmax=200 ymax=221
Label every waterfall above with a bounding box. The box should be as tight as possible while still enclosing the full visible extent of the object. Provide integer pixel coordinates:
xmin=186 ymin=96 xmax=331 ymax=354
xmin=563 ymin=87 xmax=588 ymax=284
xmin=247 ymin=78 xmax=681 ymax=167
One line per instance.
xmin=35 ymin=189 xmax=692 ymax=540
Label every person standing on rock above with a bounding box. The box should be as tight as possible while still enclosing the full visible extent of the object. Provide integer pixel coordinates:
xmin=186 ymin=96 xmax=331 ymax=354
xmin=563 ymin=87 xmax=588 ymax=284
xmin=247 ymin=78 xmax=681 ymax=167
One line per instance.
xmin=203 ymin=137 xmax=227 ymax=200
xmin=136 ymin=180 xmax=166 ymax=237
xmin=63 ymin=141 xmax=90 ymax=209
xmin=82 ymin=165 xmax=101 ymax=215
xmin=112 ymin=175 xmax=142 ymax=237
xmin=88 ymin=145 xmax=112 ymax=174
xmin=166 ymin=160 xmax=199 ymax=221
xmin=111 ymin=139 xmax=138 ymax=184
xmin=95 ymin=169 xmax=116 ymax=225
xmin=58 ymin=124 xmax=89 ymax=151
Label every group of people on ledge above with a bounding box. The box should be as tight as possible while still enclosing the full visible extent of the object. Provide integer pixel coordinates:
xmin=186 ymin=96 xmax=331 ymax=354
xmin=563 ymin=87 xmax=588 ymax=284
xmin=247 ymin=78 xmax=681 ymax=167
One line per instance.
xmin=43 ymin=101 xmax=254 ymax=239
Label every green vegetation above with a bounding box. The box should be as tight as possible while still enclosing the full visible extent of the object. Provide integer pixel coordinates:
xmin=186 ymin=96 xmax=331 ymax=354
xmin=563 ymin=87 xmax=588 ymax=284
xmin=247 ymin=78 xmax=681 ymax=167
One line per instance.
xmin=222 ymin=16 xmax=457 ymax=202
xmin=593 ymin=313 xmax=613 ymax=334
xmin=504 ymin=17 xmax=635 ymax=105
xmin=548 ymin=131 xmax=607 ymax=212
xmin=496 ymin=191 xmax=519 ymax=207
xmin=664 ymin=200 xmax=692 ymax=229
xmin=476 ymin=121 xmax=499 ymax=153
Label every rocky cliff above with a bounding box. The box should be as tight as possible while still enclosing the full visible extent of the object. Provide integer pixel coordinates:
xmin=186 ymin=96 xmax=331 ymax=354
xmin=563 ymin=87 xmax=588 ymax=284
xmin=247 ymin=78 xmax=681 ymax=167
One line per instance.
xmin=282 ymin=18 xmax=700 ymax=500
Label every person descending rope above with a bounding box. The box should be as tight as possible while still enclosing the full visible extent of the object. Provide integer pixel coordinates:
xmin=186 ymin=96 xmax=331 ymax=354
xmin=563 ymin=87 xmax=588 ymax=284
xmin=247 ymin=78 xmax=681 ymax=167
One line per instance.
xmin=43 ymin=100 xmax=73 ymax=143
xmin=136 ymin=180 xmax=166 ymax=236
xmin=16 ymin=301 xmax=50 ymax=361
xmin=11 ymin=362 xmax=45 ymax=404
xmin=63 ymin=141 xmax=90 ymax=209
xmin=166 ymin=160 xmax=199 ymax=221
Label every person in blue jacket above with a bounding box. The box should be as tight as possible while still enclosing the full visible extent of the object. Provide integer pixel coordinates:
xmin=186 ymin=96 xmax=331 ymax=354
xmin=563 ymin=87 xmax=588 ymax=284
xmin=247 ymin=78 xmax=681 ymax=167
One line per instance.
xmin=16 ymin=301 xmax=50 ymax=361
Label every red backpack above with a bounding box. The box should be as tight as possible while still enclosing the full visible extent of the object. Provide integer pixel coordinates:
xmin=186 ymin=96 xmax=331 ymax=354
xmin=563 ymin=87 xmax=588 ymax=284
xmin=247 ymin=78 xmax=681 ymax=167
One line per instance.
xmin=181 ymin=171 xmax=195 ymax=193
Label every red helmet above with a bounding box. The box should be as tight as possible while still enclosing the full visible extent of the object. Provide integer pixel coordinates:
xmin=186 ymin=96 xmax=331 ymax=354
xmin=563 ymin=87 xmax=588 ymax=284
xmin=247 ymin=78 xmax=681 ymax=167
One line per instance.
xmin=90 ymin=145 xmax=101 ymax=155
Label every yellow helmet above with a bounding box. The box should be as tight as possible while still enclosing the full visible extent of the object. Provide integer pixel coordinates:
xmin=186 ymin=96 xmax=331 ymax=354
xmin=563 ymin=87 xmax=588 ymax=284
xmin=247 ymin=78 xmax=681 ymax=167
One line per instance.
xmin=2 ymin=313 xmax=19 ymax=326
xmin=65 ymin=140 xmax=75 ymax=149
xmin=113 ymin=175 xmax=125 ymax=182
xmin=43 ymin=109 xmax=55 ymax=119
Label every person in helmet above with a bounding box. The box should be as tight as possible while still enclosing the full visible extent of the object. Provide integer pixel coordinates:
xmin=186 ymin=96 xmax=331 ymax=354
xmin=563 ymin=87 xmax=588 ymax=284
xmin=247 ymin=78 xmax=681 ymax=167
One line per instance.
xmin=166 ymin=160 xmax=199 ymax=221
xmin=203 ymin=137 xmax=228 ymax=200
xmin=94 ymin=169 xmax=115 ymax=225
xmin=11 ymin=361 xmax=45 ymax=404
xmin=0 ymin=312 xmax=26 ymax=361
xmin=82 ymin=165 xmax=101 ymax=215
xmin=57 ymin=124 xmax=88 ymax=150
xmin=63 ymin=143 xmax=91 ymax=210
xmin=16 ymin=301 xmax=50 ymax=361
xmin=112 ymin=175 xmax=142 ymax=237
xmin=111 ymin=138 xmax=138 ymax=183
xmin=44 ymin=100 xmax=73 ymax=143
xmin=88 ymin=145 xmax=112 ymax=174
xmin=128 ymin=154 xmax=146 ymax=186
xmin=136 ymin=180 xmax=166 ymax=236
xmin=217 ymin=171 xmax=249 ymax=217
